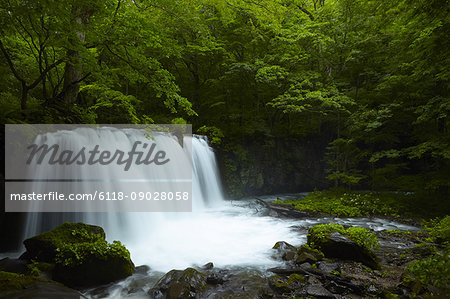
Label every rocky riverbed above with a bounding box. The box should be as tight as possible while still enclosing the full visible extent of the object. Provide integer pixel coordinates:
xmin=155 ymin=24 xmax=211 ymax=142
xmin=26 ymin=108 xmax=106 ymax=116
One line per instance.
xmin=1 ymin=199 xmax=448 ymax=298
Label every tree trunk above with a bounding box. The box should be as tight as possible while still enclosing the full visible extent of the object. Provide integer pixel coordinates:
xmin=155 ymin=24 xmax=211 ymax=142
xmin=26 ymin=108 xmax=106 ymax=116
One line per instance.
xmin=62 ymin=5 xmax=92 ymax=107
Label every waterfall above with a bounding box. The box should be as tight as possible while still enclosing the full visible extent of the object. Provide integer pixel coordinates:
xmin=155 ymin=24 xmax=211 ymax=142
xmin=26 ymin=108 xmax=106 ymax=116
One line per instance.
xmin=22 ymin=128 xmax=225 ymax=242
xmin=18 ymin=127 xmax=304 ymax=272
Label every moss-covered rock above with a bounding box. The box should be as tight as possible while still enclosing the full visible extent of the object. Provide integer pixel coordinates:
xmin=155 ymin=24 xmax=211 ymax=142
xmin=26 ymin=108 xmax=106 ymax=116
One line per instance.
xmin=272 ymin=241 xmax=297 ymax=261
xmin=268 ymin=273 xmax=306 ymax=294
xmin=0 ymin=271 xmax=83 ymax=298
xmin=21 ymin=222 xmax=134 ymax=287
xmin=0 ymin=270 xmax=40 ymax=291
xmin=149 ymin=267 xmax=207 ymax=298
xmin=53 ymin=240 xmax=134 ymax=287
xmin=295 ymin=244 xmax=324 ymax=264
xmin=23 ymin=222 xmax=105 ymax=262
xmin=307 ymin=224 xmax=380 ymax=269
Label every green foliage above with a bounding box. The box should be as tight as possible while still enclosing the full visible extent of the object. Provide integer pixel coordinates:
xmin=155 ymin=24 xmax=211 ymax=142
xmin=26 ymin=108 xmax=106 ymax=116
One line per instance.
xmin=307 ymin=223 xmax=379 ymax=251
xmin=422 ymin=216 xmax=450 ymax=244
xmin=403 ymin=247 xmax=450 ymax=296
xmin=1 ymin=0 xmax=449 ymax=199
xmin=27 ymin=261 xmax=54 ymax=277
xmin=55 ymin=240 xmax=130 ymax=268
xmin=274 ymin=190 xmax=405 ymax=217
xmin=197 ymin=125 xmax=224 ymax=145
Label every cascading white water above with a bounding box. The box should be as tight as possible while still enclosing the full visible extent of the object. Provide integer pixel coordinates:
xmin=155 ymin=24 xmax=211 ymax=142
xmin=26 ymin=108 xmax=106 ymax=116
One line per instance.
xmin=21 ymin=128 xmax=302 ymax=272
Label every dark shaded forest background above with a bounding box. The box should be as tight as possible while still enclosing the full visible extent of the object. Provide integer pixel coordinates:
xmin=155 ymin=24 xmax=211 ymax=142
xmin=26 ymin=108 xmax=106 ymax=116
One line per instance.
xmin=0 ymin=0 xmax=449 ymax=199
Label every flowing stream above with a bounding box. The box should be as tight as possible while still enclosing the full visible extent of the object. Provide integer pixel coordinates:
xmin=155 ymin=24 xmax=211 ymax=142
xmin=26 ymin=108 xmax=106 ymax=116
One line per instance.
xmin=16 ymin=128 xmax=418 ymax=297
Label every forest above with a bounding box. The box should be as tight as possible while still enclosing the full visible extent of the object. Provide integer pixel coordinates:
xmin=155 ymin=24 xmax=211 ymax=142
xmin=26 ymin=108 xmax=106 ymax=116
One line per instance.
xmin=0 ymin=0 xmax=449 ymax=298
xmin=1 ymin=0 xmax=449 ymax=197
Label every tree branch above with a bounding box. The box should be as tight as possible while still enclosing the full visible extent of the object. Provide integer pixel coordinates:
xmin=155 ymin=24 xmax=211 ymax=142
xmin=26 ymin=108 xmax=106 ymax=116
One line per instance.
xmin=296 ymin=5 xmax=315 ymax=21
xmin=29 ymin=58 xmax=64 ymax=89
xmin=0 ymin=39 xmax=25 ymax=84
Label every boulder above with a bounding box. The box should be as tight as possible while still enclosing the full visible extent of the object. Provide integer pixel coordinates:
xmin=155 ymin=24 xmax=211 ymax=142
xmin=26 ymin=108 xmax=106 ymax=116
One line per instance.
xmin=309 ymin=231 xmax=379 ymax=269
xmin=22 ymin=222 xmax=105 ymax=262
xmin=0 ymin=258 xmax=28 ymax=275
xmin=306 ymin=283 xmax=334 ymax=298
xmin=149 ymin=267 xmax=207 ymax=298
xmin=272 ymin=241 xmax=297 ymax=261
xmin=21 ymin=222 xmax=134 ymax=287
xmin=0 ymin=271 xmax=84 ymax=299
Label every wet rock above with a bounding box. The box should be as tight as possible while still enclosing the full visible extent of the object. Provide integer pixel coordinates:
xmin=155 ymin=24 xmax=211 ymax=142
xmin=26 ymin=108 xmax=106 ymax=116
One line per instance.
xmin=0 ymin=271 xmax=85 ymax=299
xmin=202 ymin=268 xmax=272 ymax=298
xmin=299 ymin=262 xmax=314 ymax=272
xmin=202 ymin=262 xmax=214 ymax=270
xmin=295 ymin=252 xmax=318 ymax=264
xmin=272 ymin=241 xmax=297 ymax=261
xmin=134 ymin=265 xmax=150 ymax=275
xmin=206 ymin=273 xmax=224 ymax=285
xmin=306 ymin=283 xmax=334 ymax=298
xmin=268 ymin=275 xmax=292 ymax=293
xmin=149 ymin=267 xmax=207 ymax=298
xmin=317 ymin=261 xmax=340 ymax=274
xmin=368 ymin=284 xmax=378 ymax=294
xmin=0 ymin=258 xmax=28 ymax=274
xmin=324 ymin=280 xmax=348 ymax=295
xmin=312 ymin=232 xmax=379 ymax=269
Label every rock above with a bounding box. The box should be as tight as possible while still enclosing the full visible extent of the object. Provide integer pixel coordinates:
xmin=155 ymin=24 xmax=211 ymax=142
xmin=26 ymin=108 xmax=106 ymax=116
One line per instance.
xmin=317 ymin=261 xmax=339 ymax=274
xmin=299 ymin=262 xmax=314 ymax=272
xmin=368 ymin=284 xmax=378 ymax=294
xmin=202 ymin=262 xmax=214 ymax=270
xmin=325 ymin=280 xmax=348 ymax=295
xmin=149 ymin=267 xmax=207 ymax=298
xmin=134 ymin=265 xmax=150 ymax=275
xmin=268 ymin=275 xmax=292 ymax=293
xmin=295 ymin=252 xmax=318 ymax=264
xmin=310 ymin=231 xmax=379 ymax=269
xmin=53 ymin=243 xmax=135 ymax=287
xmin=0 ymin=271 xmax=85 ymax=299
xmin=0 ymin=258 xmax=28 ymax=274
xmin=306 ymin=283 xmax=334 ymax=298
xmin=23 ymin=222 xmax=105 ymax=262
xmin=206 ymin=273 xmax=224 ymax=285
xmin=22 ymin=222 xmax=134 ymax=287
xmin=272 ymin=241 xmax=297 ymax=261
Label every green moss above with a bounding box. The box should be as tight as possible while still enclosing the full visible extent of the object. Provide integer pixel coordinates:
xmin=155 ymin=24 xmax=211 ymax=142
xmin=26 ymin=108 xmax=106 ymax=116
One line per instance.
xmin=268 ymin=275 xmax=291 ymax=293
xmin=27 ymin=261 xmax=54 ymax=276
xmin=411 ymin=242 xmax=438 ymax=256
xmin=346 ymin=227 xmax=380 ymax=250
xmin=23 ymin=222 xmax=134 ymax=287
xmin=297 ymin=244 xmax=325 ymax=260
xmin=287 ymin=273 xmax=305 ymax=284
xmin=55 ymin=240 xmax=131 ymax=268
xmin=307 ymin=223 xmax=379 ymax=251
xmin=23 ymin=222 xmax=106 ymax=262
xmin=29 ymin=222 xmax=105 ymax=248
xmin=274 ymin=190 xmax=414 ymax=217
xmin=0 ymin=271 xmax=48 ymax=291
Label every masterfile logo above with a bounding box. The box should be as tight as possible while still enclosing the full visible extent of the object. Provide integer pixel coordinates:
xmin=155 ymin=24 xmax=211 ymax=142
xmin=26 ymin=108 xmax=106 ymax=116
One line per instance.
xmin=5 ymin=124 xmax=193 ymax=212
